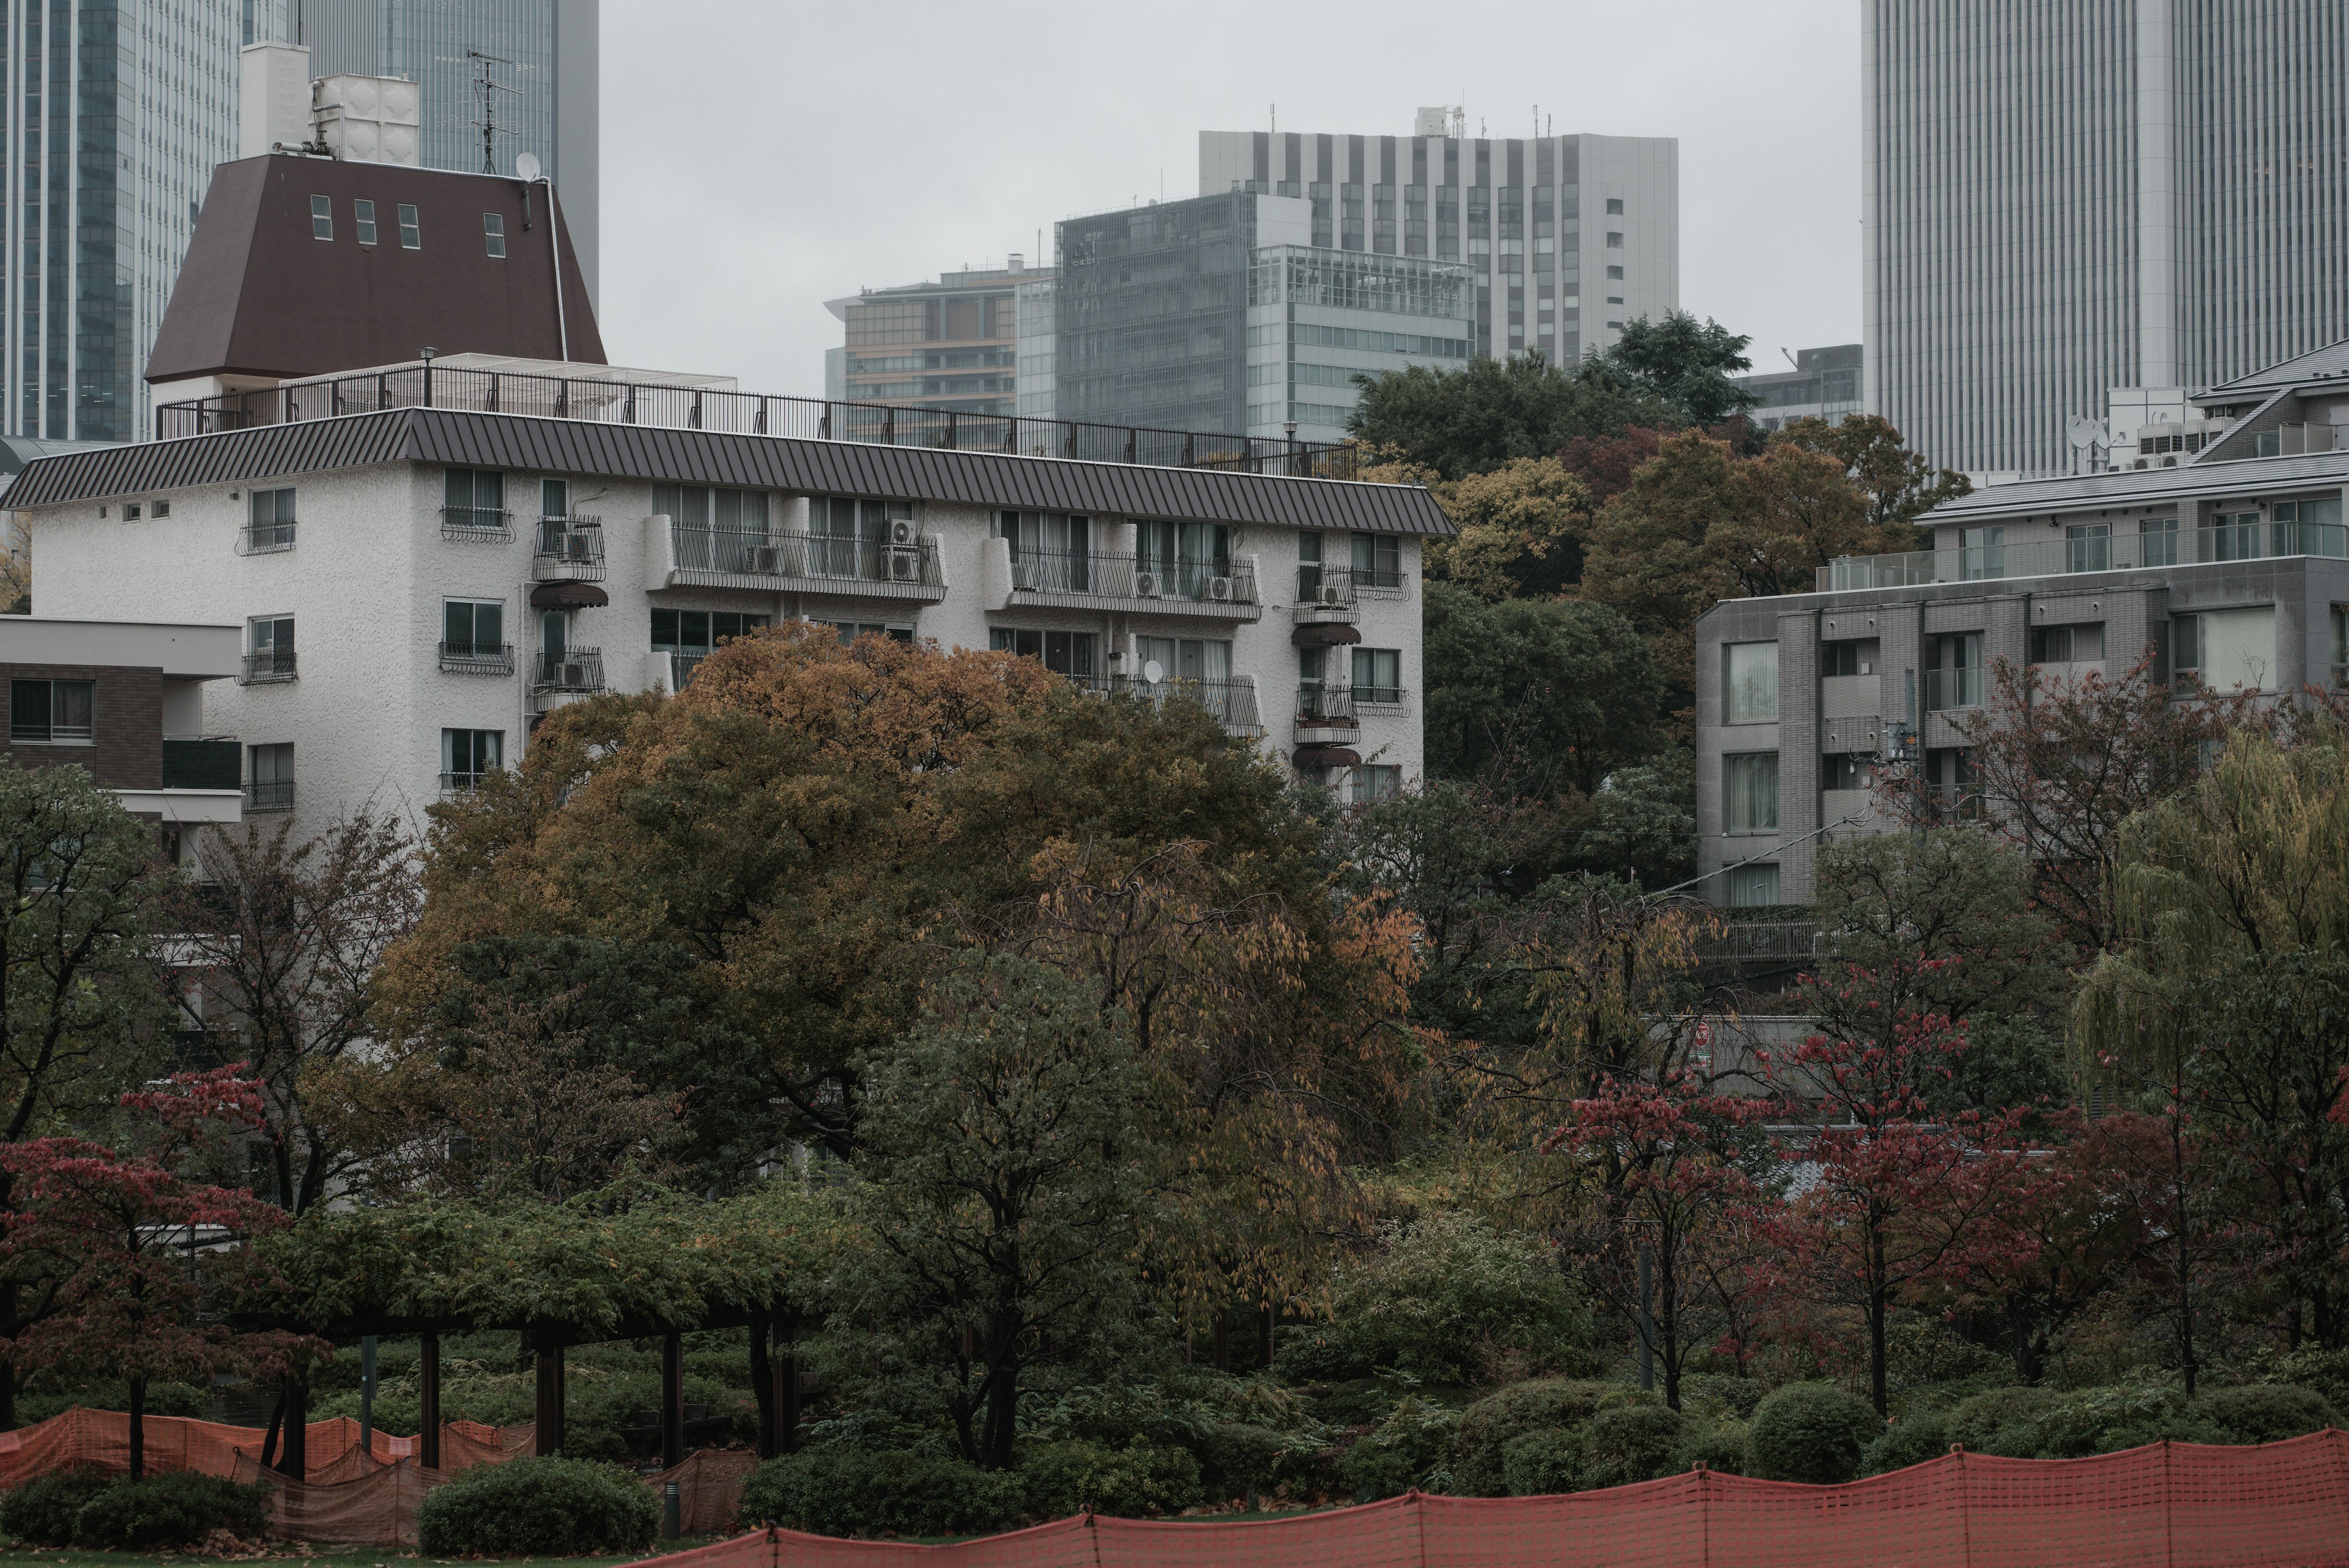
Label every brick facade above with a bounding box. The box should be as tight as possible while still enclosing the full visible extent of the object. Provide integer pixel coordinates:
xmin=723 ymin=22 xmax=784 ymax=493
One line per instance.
xmin=0 ymin=663 xmax=163 ymax=790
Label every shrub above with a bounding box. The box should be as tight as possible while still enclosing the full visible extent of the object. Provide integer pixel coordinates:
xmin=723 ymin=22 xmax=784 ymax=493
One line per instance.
xmin=1675 ymin=1419 xmax=1749 ymax=1476
xmin=1275 ymin=1326 xmax=1376 ymax=1383
xmin=1324 ymin=1213 xmax=1593 ymax=1383
xmin=2191 ymin=1384 xmax=2339 ymax=1444
xmin=72 ymin=1471 xmax=269 ymax=1550
xmin=1575 ymin=1405 xmax=1684 ymax=1490
xmin=1747 ymin=1384 xmax=1880 ymax=1484
xmin=1022 ymin=1438 xmax=1202 ymax=1518
xmin=0 ymin=1468 xmax=113 ymax=1547
xmin=1452 ymin=1380 xmax=1619 ymax=1496
xmin=1677 ymin=1375 xmax=1764 ymax=1421
xmin=2026 ymin=1385 xmax=2206 ymax=1459
xmin=1861 ymin=1412 xmax=1950 ymax=1476
xmin=737 ymin=1447 xmax=1022 ymax=1538
xmin=1339 ymin=1397 xmax=1459 ymax=1501
xmin=1501 ymin=1430 xmax=1584 ymax=1496
xmin=1198 ymin=1424 xmax=1294 ymax=1501
xmin=1946 ymin=1386 xmax=2057 ymax=1452
xmin=2251 ymin=1346 xmax=2349 ymax=1414
xmin=415 ymin=1455 xmax=658 ymax=1556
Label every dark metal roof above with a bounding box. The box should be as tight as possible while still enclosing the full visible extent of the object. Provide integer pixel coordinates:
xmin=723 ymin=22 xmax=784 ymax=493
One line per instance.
xmin=2 ymin=409 xmax=1456 ymax=535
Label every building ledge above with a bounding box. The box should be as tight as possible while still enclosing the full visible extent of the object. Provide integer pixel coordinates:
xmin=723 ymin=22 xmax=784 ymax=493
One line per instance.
xmin=114 ymin=788 xmax=244 ymax=823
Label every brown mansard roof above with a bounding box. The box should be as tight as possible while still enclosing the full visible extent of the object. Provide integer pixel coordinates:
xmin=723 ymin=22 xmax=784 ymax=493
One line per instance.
xmin=145 ymin=155 xmax=604 ymax=385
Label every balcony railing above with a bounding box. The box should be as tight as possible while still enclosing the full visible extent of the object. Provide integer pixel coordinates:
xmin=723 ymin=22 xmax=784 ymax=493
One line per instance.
xmin=236 ymin=520 xmax=296 ymax=554
xmin=1297 ymin=686 xmax=1358 ymax=725
xmin=667 ymin=652 xmax=707 ymax=689
xmin=534 ymin=648 xmax=606 ymax=694
xmin=670 ymin=525 xmax=944 ymax=589
xmin=247 ymin=780 xmax=294 ymax=812
xmin=439 ymin=770 xmax=498 ymax=792
xmin=1009 ymin=548 xmax=1259 ymax=608
xmin=1820 ymin=521 xmax=2349 ymax=592
xmin=2254 ymin=423 xmax=2349 ymax=458
xmin=160 ymin=737 xmax=240 ymax=790
xmin=533 ymin=517 xmax=605 ymax=577
xmin=1297 ymin=565 xmax=1358 ymax=611
xmin=441 ymin=505 xmax=512 ymax=540
xmin=239 ymin=650 xmax=297 ymax=685
xmin=439 ymin=641 xmax=515 ymax=675
xmin=155 ymin=363 xmax=1383 ymax=481
xmin=1924 ymin=666 xmax=1984 ymax=713
xmin=1117 ymin=675 xmax=1264 ymax=737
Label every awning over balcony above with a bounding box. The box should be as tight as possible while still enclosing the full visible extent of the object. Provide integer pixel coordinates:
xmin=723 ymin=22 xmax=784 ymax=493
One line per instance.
xmin=530 ymin=582 xmax=609 ymax=610
xmin=1291 ymin=745 xmax=1362 ymax=769
xmin=1292 ymin=622 xmax=1362 ymax=647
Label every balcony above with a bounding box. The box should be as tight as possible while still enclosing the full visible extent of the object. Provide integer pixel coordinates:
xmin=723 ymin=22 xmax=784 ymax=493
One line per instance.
xmin=1296 ymin=685 xmax=1358 ymax=743
xmin=1119 ymin=675 xmax=1264 ymax=738
xmin=1003 ymin=547 xmax=1261 ymax=620
xmin=2254 ymin=423 xmax=2349 ymax=459
xmin=247 ymin=779 xmax=294 ymax=812
xmin=239 ymin=650 xmax=297 ymax=685
xmin=1924 ymin=666 xmax=1984 ymax=713
xmin=441 ymin=505 xmax=512 ymax=541
xmin=660 ymin=524 xmax=946 ymax=600
xmin=236 ymin=519 xmax=296 ymax=555
xmin=1819 ymin=520 xmax=2349 ymax=592
xmin=160 ymin=738 xmax=240 ymax=790
xmin=439 ymin=770 xmax=498 ymax=792
xmin=439 ymin=641 xmax=515 ymax=675
xmin=533 ymin=647 xmax=606 ymax=694
xmin=1296 ymin=565 xmax=1358 ymax=622
xmin=532 ymin=517 xmax=605 ymax=580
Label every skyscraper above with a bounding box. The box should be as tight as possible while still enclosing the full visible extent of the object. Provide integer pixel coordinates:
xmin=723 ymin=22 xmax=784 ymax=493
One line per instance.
xmin=1866 ymin=2 xmax=2349 ymax=478
xmin=296 ymin=0 xmax=598 ymax=302
xmin=1 ymin=0 xmax=288 ymax=442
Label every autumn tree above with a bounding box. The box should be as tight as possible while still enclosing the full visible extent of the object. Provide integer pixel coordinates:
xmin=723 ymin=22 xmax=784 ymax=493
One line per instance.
xmin=1770 ymin=414 xmax=1970 ymax=540
xmin=1420 ymin=458 xmax=1593 ymax=599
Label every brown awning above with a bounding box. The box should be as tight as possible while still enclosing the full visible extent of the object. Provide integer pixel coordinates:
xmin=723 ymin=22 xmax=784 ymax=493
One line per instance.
xmin=530 ymin=582 xmax=609 ymax=610
xmin=1291 ymin=622 xmax=1362 ymax=647
xmin=1291 ymin=745 xmax=1362 ymax=769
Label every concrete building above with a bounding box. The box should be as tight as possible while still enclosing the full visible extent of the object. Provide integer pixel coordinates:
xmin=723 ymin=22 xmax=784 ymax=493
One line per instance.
xmin=1736 ymin=345 xmax=1863 ymax=434
xmin=823 ymin=261 xmax=1047 ymax=418
xmin=5 ymin=361 xmax=1449 ymax=841
xmin=1691 ymin=341 xmax=2349 ymax=907
xmin=1054 ymin=190 xmax=1475 ymax=445
xmin=294 ymin=0 xmax=599 ymax=302
xmin=1866 ymin=4 xmax=2349 ymax=478
xmin=1199 ymin=113 xmax=1679 ymax=366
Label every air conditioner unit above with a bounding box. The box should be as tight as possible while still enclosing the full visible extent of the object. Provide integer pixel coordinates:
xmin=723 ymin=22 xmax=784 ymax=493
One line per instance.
xmin=1206 ymin=576 xmax=1234 ymax=602
xmin=560 ymin=661 xmax=587 ymax=688
xmin=888 ymin=548 xmax=921 ymax=582
xmin=1134 ymin=571 xmax=1162 ymax=598
xmin=889 ymin=518 xmax=919 ymax=547
xmin=751 ymin=545 xmax=785 ymax=574
xmin=1317 ymin=583 xmax=1348 ymax=608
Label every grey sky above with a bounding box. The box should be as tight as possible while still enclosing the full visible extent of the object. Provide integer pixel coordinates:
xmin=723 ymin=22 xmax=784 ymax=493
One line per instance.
xmin=598 ymin=0 xmax=1861 ymax=398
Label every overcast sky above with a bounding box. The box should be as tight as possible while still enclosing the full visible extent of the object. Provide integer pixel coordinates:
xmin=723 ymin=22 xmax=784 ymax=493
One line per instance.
xmin=596 ymin=0 xmax=1861 ymax=395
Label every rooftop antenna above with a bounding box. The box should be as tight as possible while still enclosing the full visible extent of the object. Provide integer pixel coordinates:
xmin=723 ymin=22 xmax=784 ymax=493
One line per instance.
xmin=462 ymin=49 xmax=519 ymax=174
xmin=1270 ymin=102 xmax=1275 ymax=136
xmin=1782 ymin=347 xmax=1799 ymax=370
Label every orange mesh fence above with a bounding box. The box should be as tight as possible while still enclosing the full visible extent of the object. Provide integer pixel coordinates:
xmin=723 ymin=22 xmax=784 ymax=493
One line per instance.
xmin=0 ymin=1406 xmax=536 ymax=1487
xmin=649 ymin=1447 xmax=763 ymax=1537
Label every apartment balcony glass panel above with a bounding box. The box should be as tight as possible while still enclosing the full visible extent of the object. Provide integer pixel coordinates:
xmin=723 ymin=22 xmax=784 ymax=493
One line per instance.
xmin=1820 ymin=503 xmax=2349 ymax=591
xmin=160 ymin=738 xmax=240 ymax=790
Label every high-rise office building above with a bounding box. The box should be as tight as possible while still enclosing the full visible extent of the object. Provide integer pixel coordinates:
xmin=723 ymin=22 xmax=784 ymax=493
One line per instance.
xmin=1866 ymin=3 xmax=2349 ymax=479
xmin=1735 ymin=344 xmax=1865 ymax=434
xmin=296 ymin=0 xmax=598 ymax=302
xmin=1199 ymin=114 xmax=1679 ymax=366
xmin=823 ymin=261 xmax=1045 ymax=417
xmin=2 ymin=0 xmax=291 ymax=442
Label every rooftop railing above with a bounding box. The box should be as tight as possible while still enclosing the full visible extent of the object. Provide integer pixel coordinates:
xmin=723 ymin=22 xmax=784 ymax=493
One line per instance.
xmin=155 ymin=363 xmax=1380 ymax=481
xmin=1819 ymin=521 xmax=2349 ymax=592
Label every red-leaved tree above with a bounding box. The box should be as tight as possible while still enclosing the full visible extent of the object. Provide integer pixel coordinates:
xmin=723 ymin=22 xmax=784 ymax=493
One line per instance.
xmin=0 ymin=1068 xmax=316 ymax=1477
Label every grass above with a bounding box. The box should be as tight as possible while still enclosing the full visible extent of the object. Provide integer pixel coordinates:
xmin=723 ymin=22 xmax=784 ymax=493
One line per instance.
xmin=0 ymin=1542 xmax=723 ymax=1568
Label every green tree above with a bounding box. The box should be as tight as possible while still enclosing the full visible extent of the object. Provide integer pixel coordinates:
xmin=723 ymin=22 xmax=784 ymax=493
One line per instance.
xmin=837 ymin=951 xmax=1182 ymax=1469
xmin=1772 ymin=414 xmax=1970 ymax=540
xmin=1422 ymin=458 xmax=1592 ymax=600
xmin=1584 ymin=311 xmax=1762 ymax=427
xmin=1346 ymin=354 xmax=1678 ymax=480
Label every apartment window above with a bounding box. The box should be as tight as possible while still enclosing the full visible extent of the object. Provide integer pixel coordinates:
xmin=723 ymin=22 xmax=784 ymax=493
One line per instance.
xmin=1605 ymin=232 xmax=1624 ymax=248
xmin=1824 ymin=753 xmax=1874 ymax=791
xmin=9 ymin=680 xmax=93 ymax=744
xmin=1608 ymin=265 xmax=1624 ymax=280
xmin=1724 ymin=642 xmax=1778 ymax=723
xmin=246 ymin=486 xmax=296 ymax=551
xmin=2030 ymin=623 xmax=2103 ymax=664
xmin=354 ymin=198 xmax=377 ymax=245
xmin=2333 ymin=606 xmax=2349 ymax=682
xmin=1351 ymin=647 xmax=1402 ymax=706
xmin=1822 ymin=640 xmax=1875 ymax=678
xmin=123 ymin=503 xmax=142 ymax=521
xmin=245 ymin=617 xmax=296 ymax=683
xmin=309 ymin=195 xmax=332 ymax=240
xmin=443 ymin=468 xmax=508 ymax=534
xmin=998 ymin=510 xmax=1092 ymax=593
xmin=1351 ymin=765 xmax=1401 ymax=805
xmin=440 ymin=729 xmax=503 ymax=790
xmin=1958 ymin=525 xmax=2005 ymax=580
xmin=826 ymin=622 xmax=913 ymax=645
xmin=1605 ymin=198 xmax=1625 ymax=215
xmin=2274 ymin=495 xmax=2346 ymax=552
xmin=2065 ymin=522 xmax=2111 ymax=573
xmin=442 ymin=600 xmax=507 ymax=670
xmin=651 ymin=609 xmax=770 ymax=684
xmin=1723 ymin=753 xmax=1779 ymax=833
xmin=988 ymin=628 xmax=1098 ymax=680
xmin=152 ymin=500 xmax=170 ymax=518
xmin=2141 ymin=513 xmax=2181 ymax=567
xmin=483 ymin=213 xmax=507 ymax=258
xmin=1926 ymin=632 xmax=1984 ymax=712
xmin=2173 ymin=606 xmax=2277 ymax=693
xmin=398 ymin=203 xmax=420 ymax=248
xmin=1350 ymin=532 xmax=1403 ymax=592
xmin=1135 ymin=519 xmax=1233 ymax=599
xmin=1725 ymin=863 xmax=1780 ymax=907
xmin=1299 ymin=645 xmax=1329 ymax=716
xmin=248 ymin=743 xmax=294 ymax=812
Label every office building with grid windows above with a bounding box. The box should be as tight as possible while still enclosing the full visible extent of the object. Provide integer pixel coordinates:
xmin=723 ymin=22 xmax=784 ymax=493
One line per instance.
xmin=1198 ymin=114 xmax=1678 ymax=369
xmin=823 ymin=259 xmax=1050 ymax=419
xmin=1735 ymin=344 xmax=1864 ymax=434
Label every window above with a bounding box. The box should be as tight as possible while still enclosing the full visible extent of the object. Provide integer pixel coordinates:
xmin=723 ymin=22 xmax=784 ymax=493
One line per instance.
xmin=1822 ymin=639 xmax=1875 ymax=678
xmin=2030 ymin=623 xmax=2103 ymax=664
xmin=2141 ymin=513 xmax=2180 ymax=567
xmin=541 ymin=478 xmax=570 ymax=519
xmin=1135 ymin=519 xmax=1233 ymax=599
xmin=245 ymin=617 xmax=295 ymax=683
xmin=1351 ymin=765 xmax=1401 ymax=804
xmin=483 ymin=213 xmax=507 ymax=258
xmin=1926 ymin=632 xmax=1983 ymax=711
xmin=998 ymin=510 xmax=1092 ymax=593
xmin=989 ymin=628 xmax=1099 ymax=681
xmin=1824 ymin=753 xmax=1873 ymax=791
xmin=354 ymin=198 xmax=377 ymax=245
xmin=310 ymin=194 xmax=332 ymax=240
xmin=1298 ymin=645 xmax=1331 ymax=716
xmin=442 ymin=599 xmax=506 ymax=667
xmin=248 ymin=743 xmax=294 ymax=811
xmin=1351 ymin=647 xmax=1402 ymax=705
xmin=2065 ymin=521 xmax=2110 ymax=573
xmin=1724 ymin=752 xmax=1779 ymax=833
xmin=152 ymin=500 xmax=170 ymax=518
xmin=398 ymin=203 xmax=420 ymax=248
xmin=651 ymin=609 xmax=770 ymax=683
xmin=1605 ymin=198 xmax=1625 ymax=215
xmin=2274 ymin=496 xmax=2345 ymax=554
xmin=247 ymin=486 xmax=295 ymax=551
xmin=1724 ymin=642 xmax=1778 ymax=722
xmin=123 ymin=503 xmax=142 ymax=521
xmin=9 ymin=680 xmax=93 ymax=744
xmin=1958 ymin=524 xmax=2005 ymax=580
xmin=1605 ymin=231 xmax=1624 ymax=248
xmin=440 ymin=729 xmax=503 ymax=790
xmin=826 ymin=622 xmax=914 ymax=645
xmin=2333 ymin=606 xmax=2349 ymax=682
xmin=2174 ymin=606 xmax=2277 ymax=692
xmin=1607 ymin=265 xmax=1624 ymax=280
xmin=443 ymin=468 xmax=507 ymax=533
xmin=1351 ymin=531 xmax=1403 ymax=591
xmin=1725 ymin=863 xmax=1780 ymax=907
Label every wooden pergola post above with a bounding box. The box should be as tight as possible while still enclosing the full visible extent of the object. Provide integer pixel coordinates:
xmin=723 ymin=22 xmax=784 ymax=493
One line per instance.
xmin=661 ymin=1329 xmax=685 ymax=1470
xmin=533 ymin=1332 xmax=565 ymax=1456
xmin=419 ymin=1331 xmax=442 ymax=1469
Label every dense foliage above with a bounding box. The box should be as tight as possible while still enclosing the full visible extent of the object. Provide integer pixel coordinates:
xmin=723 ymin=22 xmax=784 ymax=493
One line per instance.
xmin=413 ymin=1455 xmax=659 ymax=1556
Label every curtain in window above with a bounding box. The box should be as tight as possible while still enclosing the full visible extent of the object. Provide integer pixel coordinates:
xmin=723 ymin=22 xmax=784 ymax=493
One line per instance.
xmin=1724 ymin=642 xmax=1778 ymax=723
xmin=1724 ymin=753 xmax=1779 ymax=833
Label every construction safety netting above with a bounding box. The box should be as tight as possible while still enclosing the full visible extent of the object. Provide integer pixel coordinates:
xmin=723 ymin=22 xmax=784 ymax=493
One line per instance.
xmin=637 ymin=1430 xmax=2349 ymax=1568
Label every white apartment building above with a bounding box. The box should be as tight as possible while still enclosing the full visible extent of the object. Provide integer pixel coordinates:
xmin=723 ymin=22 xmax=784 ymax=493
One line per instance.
xmin=7 ymin=360 xmax=1447 ymax=840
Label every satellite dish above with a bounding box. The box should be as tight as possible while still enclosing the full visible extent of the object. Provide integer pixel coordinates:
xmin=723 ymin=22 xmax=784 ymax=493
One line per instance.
xmin=2066 ymin=416 xmax=2107 ymax=451
xmin=1141 ymin=659 xmax=1165 ymax=685
xmin=514 ymin=151 xmax=542 ymax=182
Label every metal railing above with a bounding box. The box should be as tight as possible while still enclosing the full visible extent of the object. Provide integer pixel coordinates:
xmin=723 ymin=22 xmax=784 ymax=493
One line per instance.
xmin=154 ymin=363 xmax=1386 ymax=481
xmin=533 ymin=517 xmax=604 ymax=575
xmin=161 ymin=738 xmax=240 ymax=790
xmin=1820 ymin=521 xmax=2349 ymax=591
xmin=439 ymin=641 xmax=515 ymax=675
xmin=667 ymin=652 xmax=705 ymax=689
xmin=441 ymin=505 xmax=513 ymax=540
xmin=439 ymin=770 xmax=498 ymax=792
xmin=247 ymin=779 xmax=295 ymax=812
xmin=1353 ymin=683 xmax=1409 ymax=710
xmin=533 ymin=648 xmax=606 ymax=694
xmin=1297 ymin=565 xmax=1357 ymax=610
xmin=239 ymin=650 xmax=297 ymax=685
xmin=1924 ymin=666 xmax=1984 ymax=712
xmin=1116 ymin=675 xmax=1264 ymax=737
xmin=236 ymin=520 xmax=296 ymax=554
xmin=1297 ymin=686 xmax=1359 ymax=724
xmin=1008 ymin=548 xmax=1259 ymax=606
xmin=670 ymin=524 xmax=944 ymax=587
